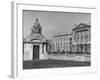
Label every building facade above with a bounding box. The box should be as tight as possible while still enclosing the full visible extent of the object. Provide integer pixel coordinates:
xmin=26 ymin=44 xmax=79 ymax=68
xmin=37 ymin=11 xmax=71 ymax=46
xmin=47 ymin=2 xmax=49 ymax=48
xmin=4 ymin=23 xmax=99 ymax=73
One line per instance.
xmin=72 ymin=23 xmax=91 ymax=54
xmin=48 ymin=33 xmax=72 ymax=53
xmin=23 ymin=18 xmax=48 ymax=61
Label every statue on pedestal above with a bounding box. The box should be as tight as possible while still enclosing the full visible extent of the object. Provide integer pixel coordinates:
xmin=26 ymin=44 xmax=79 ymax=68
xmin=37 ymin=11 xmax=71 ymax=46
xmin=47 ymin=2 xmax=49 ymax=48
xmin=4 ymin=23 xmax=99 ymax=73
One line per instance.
xmin=31 ymin=18 xmax=42 ymax=34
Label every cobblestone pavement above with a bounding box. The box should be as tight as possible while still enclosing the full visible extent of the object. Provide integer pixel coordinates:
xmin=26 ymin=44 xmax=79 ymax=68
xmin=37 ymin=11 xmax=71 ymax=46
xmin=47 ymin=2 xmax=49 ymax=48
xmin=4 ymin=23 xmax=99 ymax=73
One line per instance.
xmin=23 ymin=59 xmax=90 ymax=69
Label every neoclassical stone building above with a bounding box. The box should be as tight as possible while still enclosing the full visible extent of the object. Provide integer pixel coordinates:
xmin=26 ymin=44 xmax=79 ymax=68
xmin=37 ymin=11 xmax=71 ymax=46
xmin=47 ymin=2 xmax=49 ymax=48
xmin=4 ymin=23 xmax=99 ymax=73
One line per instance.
xmin=23 ymin=18 xmax=48 ymax=61
xmin=72 ymin=23 xmax=91 ymax=54
xmin=48 ymin=33 xmax=72 ymax=52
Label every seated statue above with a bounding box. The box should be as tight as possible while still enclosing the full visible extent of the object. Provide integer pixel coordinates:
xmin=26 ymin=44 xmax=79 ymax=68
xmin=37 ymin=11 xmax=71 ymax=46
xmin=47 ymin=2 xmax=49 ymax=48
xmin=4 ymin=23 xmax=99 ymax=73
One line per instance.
xmin=31 ymin=18 xmax=42 ymax=34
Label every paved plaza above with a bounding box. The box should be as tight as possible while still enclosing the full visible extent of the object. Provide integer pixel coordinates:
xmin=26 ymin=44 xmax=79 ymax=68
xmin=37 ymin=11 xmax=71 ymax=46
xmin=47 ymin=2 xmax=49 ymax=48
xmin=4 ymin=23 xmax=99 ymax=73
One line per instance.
xmin=23 ymin=59 xmax=90 ymax=69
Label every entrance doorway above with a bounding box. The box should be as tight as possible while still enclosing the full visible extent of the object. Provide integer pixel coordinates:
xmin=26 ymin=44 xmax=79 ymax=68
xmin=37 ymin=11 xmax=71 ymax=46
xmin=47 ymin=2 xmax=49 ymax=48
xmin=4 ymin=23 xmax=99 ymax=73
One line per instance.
xmin=33 ymin=45 xmax=39 ymax=60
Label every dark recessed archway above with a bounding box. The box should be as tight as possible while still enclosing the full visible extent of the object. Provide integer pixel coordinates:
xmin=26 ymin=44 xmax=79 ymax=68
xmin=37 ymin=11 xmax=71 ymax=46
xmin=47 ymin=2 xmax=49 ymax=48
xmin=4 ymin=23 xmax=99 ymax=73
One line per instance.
xmin=33 ymin=45 xmax=39 ymax=60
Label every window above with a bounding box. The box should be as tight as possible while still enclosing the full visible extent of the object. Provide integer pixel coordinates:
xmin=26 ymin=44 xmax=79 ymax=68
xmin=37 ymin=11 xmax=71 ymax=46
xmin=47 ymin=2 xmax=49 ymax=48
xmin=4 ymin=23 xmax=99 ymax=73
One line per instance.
xmin=77 ymin=34 xmax=79 ymax=40
xmin=74 ymin=35 xmax=76 ymax=41
xmin=81 ymin=33 xmax=83 ymax=42
xmin=85 ymin=32 xmax=88 ymax=42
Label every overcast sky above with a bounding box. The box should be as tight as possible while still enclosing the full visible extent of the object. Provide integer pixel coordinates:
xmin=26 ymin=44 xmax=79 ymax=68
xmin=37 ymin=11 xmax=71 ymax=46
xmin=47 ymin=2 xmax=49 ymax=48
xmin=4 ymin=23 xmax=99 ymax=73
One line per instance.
xmin=23 ymin=10 xmax=91 ymax=39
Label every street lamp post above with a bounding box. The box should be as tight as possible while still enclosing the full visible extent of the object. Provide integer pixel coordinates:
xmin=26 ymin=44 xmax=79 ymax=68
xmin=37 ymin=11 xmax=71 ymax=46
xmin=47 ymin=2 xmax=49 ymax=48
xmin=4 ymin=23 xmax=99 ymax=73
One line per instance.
xmin=69 ymin=37 xmax=72 ymax=54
